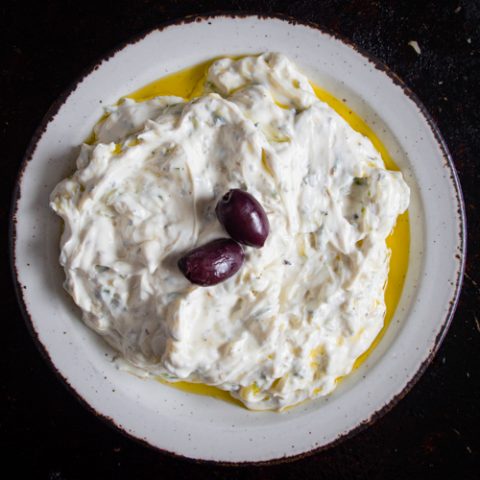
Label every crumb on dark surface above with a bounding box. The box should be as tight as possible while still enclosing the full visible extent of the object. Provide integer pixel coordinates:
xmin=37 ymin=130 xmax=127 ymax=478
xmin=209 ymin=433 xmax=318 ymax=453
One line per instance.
xmin=1 ymin=1 xmax=479 ymax=479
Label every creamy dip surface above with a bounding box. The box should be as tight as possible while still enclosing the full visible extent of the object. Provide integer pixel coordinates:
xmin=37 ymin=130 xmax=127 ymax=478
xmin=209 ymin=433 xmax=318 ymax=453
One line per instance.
xmin=50 ymin=53 xmax=410 ymax=410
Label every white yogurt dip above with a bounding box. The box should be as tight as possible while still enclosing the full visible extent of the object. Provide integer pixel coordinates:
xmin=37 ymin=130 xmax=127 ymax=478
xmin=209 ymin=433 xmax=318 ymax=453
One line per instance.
xmin=50 ymin=53 xmax=410 ymax=410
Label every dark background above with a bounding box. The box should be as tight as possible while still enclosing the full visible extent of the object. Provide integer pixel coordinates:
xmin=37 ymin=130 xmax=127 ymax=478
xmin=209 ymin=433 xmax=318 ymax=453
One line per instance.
xmin=2 ymin=1 xmax=479 ymax=479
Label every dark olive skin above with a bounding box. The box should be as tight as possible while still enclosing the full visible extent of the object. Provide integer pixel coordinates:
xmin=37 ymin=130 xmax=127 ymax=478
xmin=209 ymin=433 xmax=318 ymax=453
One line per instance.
xmin=215 ymin=189 xmax=270 ymax=248
xmin=177 ymin=238 xmax=245 ymax=286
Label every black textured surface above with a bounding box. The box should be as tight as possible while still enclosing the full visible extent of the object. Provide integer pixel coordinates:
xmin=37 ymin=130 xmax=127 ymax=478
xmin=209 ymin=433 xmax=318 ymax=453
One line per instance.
xmin=2 ymin=1 xmax=479 ymax=479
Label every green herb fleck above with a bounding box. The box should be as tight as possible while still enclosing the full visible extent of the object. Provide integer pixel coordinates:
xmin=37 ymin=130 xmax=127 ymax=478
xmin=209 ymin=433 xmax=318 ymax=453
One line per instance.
xmin=353 ymin=177 xmax=368 ymax=186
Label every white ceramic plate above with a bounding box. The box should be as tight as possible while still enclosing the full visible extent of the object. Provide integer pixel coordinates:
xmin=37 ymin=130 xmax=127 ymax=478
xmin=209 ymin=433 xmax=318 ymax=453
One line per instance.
xmin=11 ymin=14 xmax=465 ymax=463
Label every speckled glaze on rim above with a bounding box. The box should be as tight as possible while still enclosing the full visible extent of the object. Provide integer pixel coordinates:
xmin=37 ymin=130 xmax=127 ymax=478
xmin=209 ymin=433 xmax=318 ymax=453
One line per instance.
xmin=10 ymin=13 xmax=465 ymax=464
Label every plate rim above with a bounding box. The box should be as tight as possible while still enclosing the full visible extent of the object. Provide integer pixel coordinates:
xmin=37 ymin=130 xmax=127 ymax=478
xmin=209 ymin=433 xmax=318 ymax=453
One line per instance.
xmin=9 ymin=11 xmax=466 ymax=466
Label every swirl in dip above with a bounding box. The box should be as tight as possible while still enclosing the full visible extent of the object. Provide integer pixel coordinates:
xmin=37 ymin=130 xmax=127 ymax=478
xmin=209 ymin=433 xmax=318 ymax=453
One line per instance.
xmin=50 ymin=53 xmax=410 ymax=410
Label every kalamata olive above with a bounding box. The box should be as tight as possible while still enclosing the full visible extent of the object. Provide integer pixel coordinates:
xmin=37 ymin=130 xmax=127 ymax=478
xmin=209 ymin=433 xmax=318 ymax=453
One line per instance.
xmin=215 ymin=189 xmax=270 ymax=248
xmin=177 ymin=238 xmax=245 ymax=286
